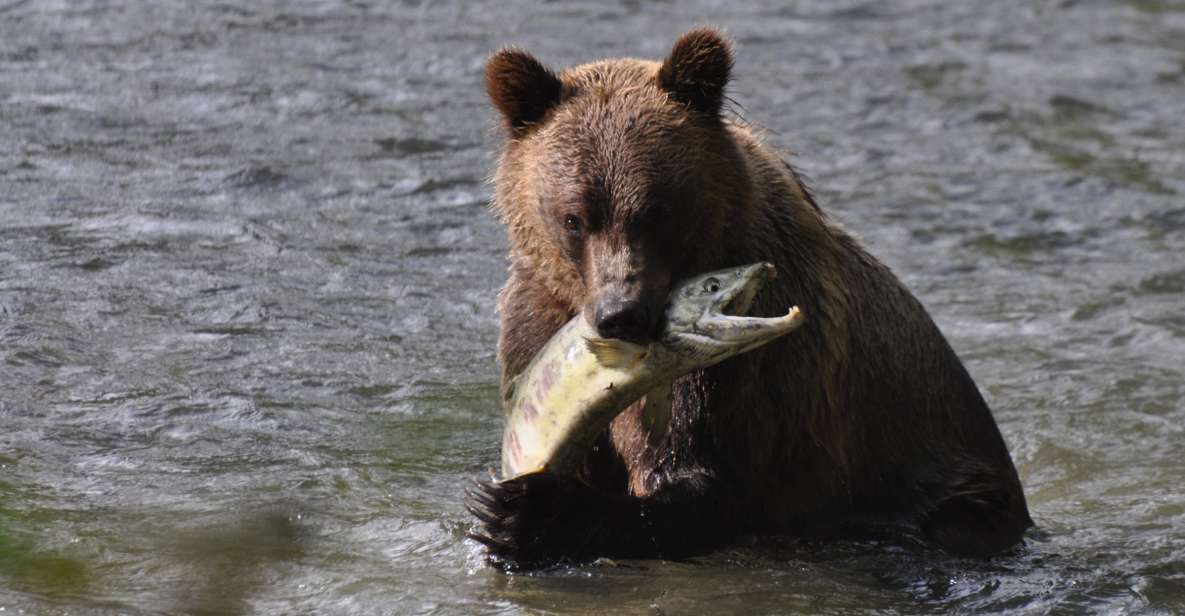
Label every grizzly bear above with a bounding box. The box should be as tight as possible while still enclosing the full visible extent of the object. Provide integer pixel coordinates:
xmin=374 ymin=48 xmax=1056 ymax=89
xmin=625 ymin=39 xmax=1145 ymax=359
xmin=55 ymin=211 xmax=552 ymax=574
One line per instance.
xmin=467 ymin=28 xmax=1032 ymax=570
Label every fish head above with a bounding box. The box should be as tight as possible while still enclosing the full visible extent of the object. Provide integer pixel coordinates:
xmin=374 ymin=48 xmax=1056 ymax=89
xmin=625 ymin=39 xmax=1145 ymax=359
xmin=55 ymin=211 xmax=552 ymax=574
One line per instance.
xmin=666 ymin=262 xmax=772 ymax=326
xmin=661 ymin=262 xmax=803 ymax=363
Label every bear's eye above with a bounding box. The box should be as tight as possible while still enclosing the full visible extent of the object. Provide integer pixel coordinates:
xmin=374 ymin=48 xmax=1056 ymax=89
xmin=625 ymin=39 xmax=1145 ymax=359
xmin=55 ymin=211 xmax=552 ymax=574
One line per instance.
xmin=562 ymin=215 xmax=583 ymax=237
xmin=703 ymin=278 xmax=721 ymax=294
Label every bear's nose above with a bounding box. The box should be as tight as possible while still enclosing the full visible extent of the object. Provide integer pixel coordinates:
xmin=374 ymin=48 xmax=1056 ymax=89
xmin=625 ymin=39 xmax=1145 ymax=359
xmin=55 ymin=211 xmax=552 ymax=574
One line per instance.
xmin=594 ymin=298 xmax=652 ymax=343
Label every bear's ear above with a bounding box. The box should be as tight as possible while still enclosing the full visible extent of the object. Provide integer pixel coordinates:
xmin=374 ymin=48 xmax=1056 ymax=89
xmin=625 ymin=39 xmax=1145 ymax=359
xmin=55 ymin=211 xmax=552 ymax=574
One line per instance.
xmin=486 ymin=48 xmax=564 ymax=135
xmin=658 ymin=28 xmax=734 ymax=117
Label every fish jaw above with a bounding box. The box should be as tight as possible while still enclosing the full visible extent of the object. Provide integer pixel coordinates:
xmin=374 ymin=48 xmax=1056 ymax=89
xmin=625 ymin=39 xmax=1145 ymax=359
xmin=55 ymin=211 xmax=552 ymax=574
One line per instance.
xmin=664 ymin=263 xmax=775 ymax=332
xmin=664 ymin=306 xmax=804 ymax=364
xmin=661 ymin=261 xmax=802 ymax=364
xmin=694 ymin=306 xmax=804 ymax=344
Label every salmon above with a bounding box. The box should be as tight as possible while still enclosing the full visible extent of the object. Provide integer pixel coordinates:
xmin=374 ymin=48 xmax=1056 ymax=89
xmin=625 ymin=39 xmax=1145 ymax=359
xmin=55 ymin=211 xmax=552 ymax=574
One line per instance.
xmin=500 ymin=262 xmax=803 ymax=479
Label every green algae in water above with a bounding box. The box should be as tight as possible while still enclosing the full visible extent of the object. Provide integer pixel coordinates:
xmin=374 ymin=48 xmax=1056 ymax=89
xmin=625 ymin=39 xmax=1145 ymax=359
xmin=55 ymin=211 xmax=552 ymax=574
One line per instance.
xmin=0 ymin=517 xmax=91 ymax=597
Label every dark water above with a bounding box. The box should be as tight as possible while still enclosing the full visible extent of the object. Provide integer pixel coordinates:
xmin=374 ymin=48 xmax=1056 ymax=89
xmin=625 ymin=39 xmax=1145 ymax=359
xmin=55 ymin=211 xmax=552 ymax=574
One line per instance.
xmin=1 ymin=1 xmax=1183 ymax=613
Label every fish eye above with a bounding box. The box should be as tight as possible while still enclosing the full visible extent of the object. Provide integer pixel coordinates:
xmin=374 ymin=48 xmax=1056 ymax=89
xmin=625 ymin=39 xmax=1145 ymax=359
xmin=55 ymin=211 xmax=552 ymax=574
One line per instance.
xmin=703 ymin=277 xmax=720 ymax=294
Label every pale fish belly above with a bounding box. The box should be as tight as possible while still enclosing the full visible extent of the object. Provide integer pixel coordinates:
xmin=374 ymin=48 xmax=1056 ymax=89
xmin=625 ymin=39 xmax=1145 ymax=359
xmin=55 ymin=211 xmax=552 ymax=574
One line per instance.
xmin=500 ymin=316 xmax=646 ymax=479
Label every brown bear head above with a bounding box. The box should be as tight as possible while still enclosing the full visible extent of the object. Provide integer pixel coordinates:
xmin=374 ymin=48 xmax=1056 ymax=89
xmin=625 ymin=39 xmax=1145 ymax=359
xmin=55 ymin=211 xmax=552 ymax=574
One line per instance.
xmin=486 ymin=28 xmax=752 ymax=344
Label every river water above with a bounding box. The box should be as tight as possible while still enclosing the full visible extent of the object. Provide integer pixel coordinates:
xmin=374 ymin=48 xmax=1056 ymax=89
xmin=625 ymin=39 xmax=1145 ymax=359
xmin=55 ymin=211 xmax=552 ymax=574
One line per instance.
xmin=1 ymin=1 xmax=1183 ymax=614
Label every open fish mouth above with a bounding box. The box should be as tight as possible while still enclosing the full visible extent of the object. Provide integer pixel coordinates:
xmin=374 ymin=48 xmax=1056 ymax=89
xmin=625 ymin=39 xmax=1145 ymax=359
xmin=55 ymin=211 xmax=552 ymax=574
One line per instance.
xmin=690 ymin=262 xmax=801 ymax=346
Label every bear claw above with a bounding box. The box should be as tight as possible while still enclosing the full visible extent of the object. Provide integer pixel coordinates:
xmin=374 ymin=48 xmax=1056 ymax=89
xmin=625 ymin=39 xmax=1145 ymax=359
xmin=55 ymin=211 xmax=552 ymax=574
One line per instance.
xmin=465 ymin=472 xmax=609 ymax=570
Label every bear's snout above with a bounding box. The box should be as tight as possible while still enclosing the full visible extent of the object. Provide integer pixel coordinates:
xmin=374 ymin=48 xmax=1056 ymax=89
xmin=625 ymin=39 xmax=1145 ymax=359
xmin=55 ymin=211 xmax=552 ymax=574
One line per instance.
xmin=592 ymin=296 xmax=653 ymax=344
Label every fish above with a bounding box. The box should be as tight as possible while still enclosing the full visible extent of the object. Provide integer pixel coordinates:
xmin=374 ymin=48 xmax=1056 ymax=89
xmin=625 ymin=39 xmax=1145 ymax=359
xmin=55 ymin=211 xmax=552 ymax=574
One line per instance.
xmin=500 ymin=262 xmax=804 ymax=480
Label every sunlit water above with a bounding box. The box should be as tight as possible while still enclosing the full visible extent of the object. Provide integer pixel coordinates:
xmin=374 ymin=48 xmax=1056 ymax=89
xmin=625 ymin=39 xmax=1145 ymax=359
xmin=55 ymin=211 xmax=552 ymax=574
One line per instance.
xmin=1 ymin=1 xmax=1183 ymax=614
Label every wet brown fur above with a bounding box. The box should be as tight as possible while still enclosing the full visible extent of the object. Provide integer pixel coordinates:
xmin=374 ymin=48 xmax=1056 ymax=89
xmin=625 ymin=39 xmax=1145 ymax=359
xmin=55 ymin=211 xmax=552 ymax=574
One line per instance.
xmin=476 ymin=28 xmax=1032 ymax=568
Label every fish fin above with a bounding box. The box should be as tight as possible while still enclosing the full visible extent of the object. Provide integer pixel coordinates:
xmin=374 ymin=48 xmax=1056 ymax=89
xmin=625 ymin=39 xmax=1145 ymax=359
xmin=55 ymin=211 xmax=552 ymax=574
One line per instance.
xmin=584 ymin=337 xmax=649 ymax=369
xmin=642 ymin=380 xmax=674 ymax=448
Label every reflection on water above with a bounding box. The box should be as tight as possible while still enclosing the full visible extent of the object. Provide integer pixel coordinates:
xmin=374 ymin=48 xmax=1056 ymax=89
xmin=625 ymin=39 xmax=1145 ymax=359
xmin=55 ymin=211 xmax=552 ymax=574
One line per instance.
xmin=1 ymin=0 xmax=1183 ymax=613
xmin=168 ymin=511 xmax=306 ymax=615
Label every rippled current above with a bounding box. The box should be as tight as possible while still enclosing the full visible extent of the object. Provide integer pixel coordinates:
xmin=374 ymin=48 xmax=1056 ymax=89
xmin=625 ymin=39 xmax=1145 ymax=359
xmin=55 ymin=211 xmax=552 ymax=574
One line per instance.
xmin=2 ymin=1 xmax=1184 ymax=614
